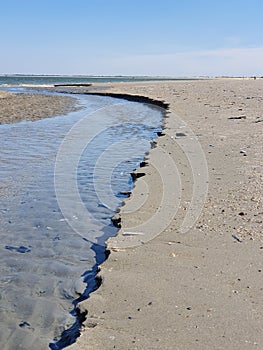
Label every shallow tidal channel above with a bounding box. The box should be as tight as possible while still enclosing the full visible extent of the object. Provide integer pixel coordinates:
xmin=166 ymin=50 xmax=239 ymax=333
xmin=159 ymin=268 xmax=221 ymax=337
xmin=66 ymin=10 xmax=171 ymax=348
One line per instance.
xmin=0 ymin=92 xmax=162 ymax=349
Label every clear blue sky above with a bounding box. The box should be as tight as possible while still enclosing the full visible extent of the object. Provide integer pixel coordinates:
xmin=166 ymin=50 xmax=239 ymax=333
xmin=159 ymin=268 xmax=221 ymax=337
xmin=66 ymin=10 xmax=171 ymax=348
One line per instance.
xmin=1 ymin=0 xmax=262 ymax=76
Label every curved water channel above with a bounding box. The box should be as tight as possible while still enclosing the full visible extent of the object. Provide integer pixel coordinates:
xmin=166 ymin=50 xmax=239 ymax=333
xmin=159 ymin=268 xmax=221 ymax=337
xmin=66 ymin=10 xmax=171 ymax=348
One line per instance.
xmin=0 ymin=91 xmax=163 ymax=349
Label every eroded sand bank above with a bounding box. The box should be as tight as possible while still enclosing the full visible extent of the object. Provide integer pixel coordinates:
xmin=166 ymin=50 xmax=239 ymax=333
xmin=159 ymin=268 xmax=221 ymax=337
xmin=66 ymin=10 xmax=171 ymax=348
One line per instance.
xmin=69 ymin=79 xmax=263 ymax=350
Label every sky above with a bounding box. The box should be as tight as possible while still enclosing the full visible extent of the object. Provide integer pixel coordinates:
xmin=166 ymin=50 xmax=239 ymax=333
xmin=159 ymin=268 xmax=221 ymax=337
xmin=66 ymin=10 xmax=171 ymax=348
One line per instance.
xmin=0 ymin=0 xmax=263 ymax=76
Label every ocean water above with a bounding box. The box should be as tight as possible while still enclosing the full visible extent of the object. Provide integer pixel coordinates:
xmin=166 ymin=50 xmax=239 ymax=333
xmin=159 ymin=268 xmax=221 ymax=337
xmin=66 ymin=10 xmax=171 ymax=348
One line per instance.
xmin=0 ymin=74 xmax=196 ymax=88
xmin=0 ymin=87 xmax=163 ymax=349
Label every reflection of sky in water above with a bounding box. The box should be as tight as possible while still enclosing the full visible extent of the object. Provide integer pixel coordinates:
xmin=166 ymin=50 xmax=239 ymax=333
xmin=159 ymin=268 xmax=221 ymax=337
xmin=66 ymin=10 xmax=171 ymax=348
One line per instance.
xmin=0 ymin=92 xmax=162 ymax=349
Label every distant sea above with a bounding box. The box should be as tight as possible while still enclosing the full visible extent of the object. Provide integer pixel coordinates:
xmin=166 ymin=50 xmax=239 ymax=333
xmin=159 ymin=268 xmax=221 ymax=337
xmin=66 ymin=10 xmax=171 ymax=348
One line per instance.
xmin=0 ymin=74 xmax=197 ymax=88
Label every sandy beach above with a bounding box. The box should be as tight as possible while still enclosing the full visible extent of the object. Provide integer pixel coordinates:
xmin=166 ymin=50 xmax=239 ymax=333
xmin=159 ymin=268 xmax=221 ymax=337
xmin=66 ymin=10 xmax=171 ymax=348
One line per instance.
xmin=0 ymin=90 xmax=79 ymax=124
xmin=67 ymin=79 xmax=263 ymax=350
xmin=1 ymin=80 xmax=262 ymax=349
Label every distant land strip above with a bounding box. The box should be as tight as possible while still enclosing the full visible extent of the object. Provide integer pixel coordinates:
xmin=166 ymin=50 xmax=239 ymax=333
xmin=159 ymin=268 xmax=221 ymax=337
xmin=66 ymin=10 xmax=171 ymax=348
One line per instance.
xmin=54 ymin=83 xmax=92 ymax=87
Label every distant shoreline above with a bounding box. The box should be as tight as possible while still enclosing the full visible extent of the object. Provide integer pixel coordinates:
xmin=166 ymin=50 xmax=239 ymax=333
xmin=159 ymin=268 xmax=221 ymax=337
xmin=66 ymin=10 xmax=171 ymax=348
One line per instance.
xmin=1 ymin=73 xmax=262 ymax=78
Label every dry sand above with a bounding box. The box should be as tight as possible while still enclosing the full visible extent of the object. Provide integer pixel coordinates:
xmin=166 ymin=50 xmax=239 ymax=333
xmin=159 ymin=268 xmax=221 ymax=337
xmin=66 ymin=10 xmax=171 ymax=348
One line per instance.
xmin=68 ymin=79 xmax=263 ymax=350
xmin=0 ymin=90 xmax=79 ymax=124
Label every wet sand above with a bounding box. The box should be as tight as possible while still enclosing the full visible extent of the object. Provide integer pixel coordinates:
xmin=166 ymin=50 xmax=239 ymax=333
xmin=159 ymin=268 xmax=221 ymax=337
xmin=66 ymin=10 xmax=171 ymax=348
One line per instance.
xmin=0 ymin=90 xmax=79 ymax=124
xmin=68 ymin=79 xmax=263 ymax=350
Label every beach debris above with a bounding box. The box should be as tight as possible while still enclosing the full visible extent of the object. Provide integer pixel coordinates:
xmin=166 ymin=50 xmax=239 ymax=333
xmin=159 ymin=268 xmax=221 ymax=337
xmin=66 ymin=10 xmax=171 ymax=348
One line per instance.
xmin=19 ymin=321 xmax=31 ymax=328
xmin=167 ymin=241 xmax=176 ymax=245
xmin=122 ymin=231 xmax=144 ymax=236
xmin=111 ymin=247 xmax=126 ymax=252
xmin=232 ymin=234 xmax=242 ymax=243
xmin=175 ymin=132 xmax=187 ymax=137
xmin=85 ymin=322 xmax=97 ymax=328
xmin=240 ymin=149 xmax=247 ymax=156
xmin=228 ymin=115 xmax=246 ymax=120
